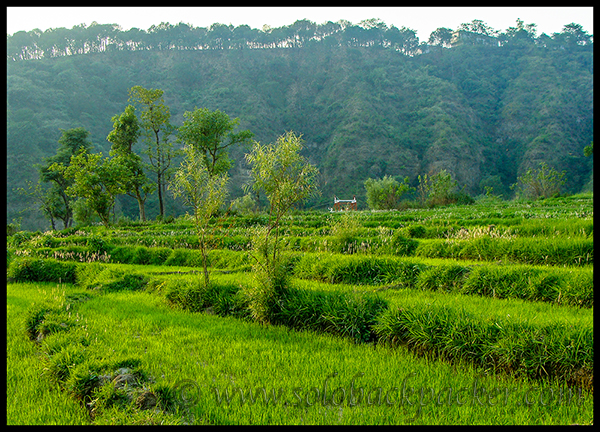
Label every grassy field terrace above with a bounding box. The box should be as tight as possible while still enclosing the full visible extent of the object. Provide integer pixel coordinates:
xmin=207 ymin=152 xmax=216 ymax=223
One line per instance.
xmin=6 ymin=194 xmax=593 ymax=425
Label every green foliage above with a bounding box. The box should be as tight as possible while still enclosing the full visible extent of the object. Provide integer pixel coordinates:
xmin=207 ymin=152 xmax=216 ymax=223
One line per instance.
xmin=128 ymin=85 xmax=179 ymax=219
xmin=41 ymin=344 xmax=87 ymax=387
xmin=373 ymin=305 xmax=593 ymax=385
xmin=275 ymin=288 xmax=389 ymax=343
xmin=7 ymin=25 xmax=595 ymax=229
xmin=60 ymin=149 xmax=126 ymax=226
xmin=364 ymin=175 xmax=413 ymax=210
xmin=8 ymin=257 xmax=78 ymax=284
xmin=328 ymin=211 xmax=363 ymax=253
xmin=107 ymin=105 xmax=154 ymax=222
xmin=169 ymin=144 xmax=230 ymax=286
xmin=511 ymin=162 xmax=567 ymax=200
xmin=230 ymin=193 xmax=258 ymax=216
xmin=417 ymin=170 xmax=463 ymax=207
xmin=244 ymin=131 xmax=320 ymax=322
xmin=36 ymin=127 xmax=94 ymax=229
xmin=177 ymin=107 xmax=253 ymax=176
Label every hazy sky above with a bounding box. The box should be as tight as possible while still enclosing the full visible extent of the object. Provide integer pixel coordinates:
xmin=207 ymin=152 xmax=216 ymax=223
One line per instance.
xmin=6 ymin=7 xmax=593 ymax=41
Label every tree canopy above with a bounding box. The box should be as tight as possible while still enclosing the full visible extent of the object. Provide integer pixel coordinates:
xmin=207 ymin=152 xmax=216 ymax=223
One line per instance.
xmin=6 ymin=18 xmax=594 ymax=230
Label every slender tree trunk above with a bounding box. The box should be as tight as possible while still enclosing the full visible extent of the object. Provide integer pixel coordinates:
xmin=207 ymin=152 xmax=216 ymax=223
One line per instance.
xmin=135 ymin=189 xmax=146 ymax=221
xmin=157 ymin=171 xmax=164 ymax=218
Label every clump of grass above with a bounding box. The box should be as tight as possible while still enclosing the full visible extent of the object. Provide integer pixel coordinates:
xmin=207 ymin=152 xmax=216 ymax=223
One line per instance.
xmin=329 ymin=211 xmax=364 ymax=254
xmin=275 ymin=287 xmax=389 ymax=343
xmin=164 ymin=278 xmax=249 ymax=318
xmin=41 ymin=344 xmax=87 ymax=387
xmin=25 ymin=304 xmax=76 ymax=342
xmin=294 ymin=253 xmax=426 ymax=287
xmin=8 ymin=257 xmax=78 ymax=283
xmin=416 ymin=263 xmax=470 ymax=292
xmin=462 ymin=265 xmax=593 ymax=307
xmin=373 ymin=305 xmax=593 ymax=388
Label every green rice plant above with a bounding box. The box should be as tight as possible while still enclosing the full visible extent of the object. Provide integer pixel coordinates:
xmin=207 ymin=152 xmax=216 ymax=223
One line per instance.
xmin=206 ymin=249 xmax=251 ymax=271
xmin=8 ymin=257 xmax=78 ymax=284
xmin=459 ymin=265 xmax=591 ymax=305
xmin=164 ymin=278 xmax=249 ymax=318
xmin=164 ymin=279 xmax=207 ymax=312
xmin=148 ymin=247 xmax=173 ymax=266
xmin=88 ymin=381 xmax=133 ymax=416
xmin=11 ymin=281 xmax=594 ymax=425
xmin=164 ymin=249 xmax=203 ymax=267
xmin=416 ymin=263 xmax=471 ymax=293
xmin=414 ymin=240 xmax=463 ymax=260
xmin=39 ymin=326 xmax=92 ymax=356
xmin=103 ymin=273 xmax=149 ymax=292
xmin=273 ymin=286 xmax=388 ymax=343
xmin=373 ymin=304 xmax=593 ymax=387
xmin=85 ymin=234 xmax=110 ymax=253
xmin=75 ymin=262 xmax=105 ymax=288
xmin=415 ymin=237 xmax=593 ymax=267
xmin=389 ymin=231 xmax=419 ymax=256
xmin=41 ymin=344 xmax=87 ymax=387
xmin=25 ymin=305 xmax=57 ymax=341
xmin=402 ymin=224 xmax=428 ymax=238
xmin=63 ymin=360 xmax=103 ymax=401
xmin=328 ymin=211 xmax=364 ymax=253
xmin=109 ymin=245 xmax=136 ymax=264
xmin=294 ymin=253 xmax=427 ymax=287
xmin=132 ymin=246 xmax=152 ymax=265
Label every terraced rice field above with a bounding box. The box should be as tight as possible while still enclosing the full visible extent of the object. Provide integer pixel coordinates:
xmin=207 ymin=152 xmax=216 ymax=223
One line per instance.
xmin=6 ymin=194 xmax=593 ymax=424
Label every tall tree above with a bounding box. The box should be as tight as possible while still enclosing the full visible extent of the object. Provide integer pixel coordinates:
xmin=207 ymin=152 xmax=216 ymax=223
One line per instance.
xmin=177 ymin=108 xmax=254 ymax=176
xmin=245 ymin=131 xmax=320 ymax=274
xmin=107 ymin=105 xmax=154 ymax=221
xmin=169 ymin=145 xmax=230 ymax=287
xmin=428 ymin=27 xmax=453 ymax=48
xmin=58 ymin=148 xmax=126 ymax=227
xmin=37 ymin=127 xmax=93 ymax=229
xmin=128 ymin=85 xmax=178 ymax=219
xmin=244 ymin=131 xmax=320 ymax=323
xmin=15 ymin=180 xmax=63 ymax=230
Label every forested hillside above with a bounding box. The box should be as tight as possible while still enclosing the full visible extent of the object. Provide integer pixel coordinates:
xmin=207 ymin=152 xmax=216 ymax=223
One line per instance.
xmin=7 ymin=19 xmax=594 ymax=230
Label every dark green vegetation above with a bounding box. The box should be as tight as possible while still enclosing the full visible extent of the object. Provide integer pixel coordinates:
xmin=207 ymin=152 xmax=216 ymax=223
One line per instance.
xmin=6 ymin=194 xmax=593 ymax=424
xmin=7 ymin=19 xmax=593 ymax=231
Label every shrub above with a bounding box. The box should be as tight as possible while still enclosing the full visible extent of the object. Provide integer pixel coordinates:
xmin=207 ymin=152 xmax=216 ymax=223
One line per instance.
xmin=417 ymin=170 xmax=458 ymax=207
xmin=364 ymin=175 xmax=413 ymax=210
xmin=511 ymin=162 xmax=566 ymax=200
